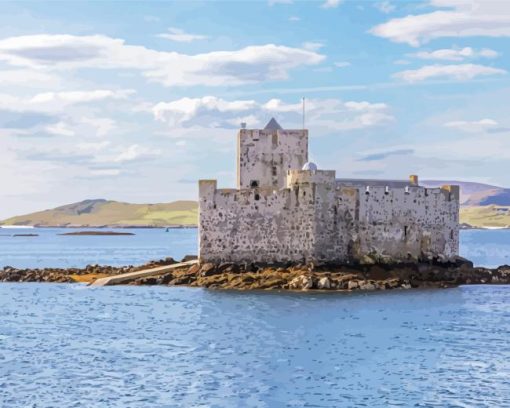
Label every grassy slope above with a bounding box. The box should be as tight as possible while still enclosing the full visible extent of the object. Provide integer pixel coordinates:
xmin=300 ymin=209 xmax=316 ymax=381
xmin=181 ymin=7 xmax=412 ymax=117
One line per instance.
xmin=3 ymin=197 xmax=510 ymax=229
xmin=460 ymin=206 xmax=510 ymax=228
xmin=1 ymin=200 xmax=198 ymax=227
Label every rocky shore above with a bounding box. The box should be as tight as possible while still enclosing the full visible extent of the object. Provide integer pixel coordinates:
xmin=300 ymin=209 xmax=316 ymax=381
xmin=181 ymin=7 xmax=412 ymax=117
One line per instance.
xmin=1 ymin=256 xmax=510 ymax=291
xmin=0 ymin=257 xmax=181 ymax=283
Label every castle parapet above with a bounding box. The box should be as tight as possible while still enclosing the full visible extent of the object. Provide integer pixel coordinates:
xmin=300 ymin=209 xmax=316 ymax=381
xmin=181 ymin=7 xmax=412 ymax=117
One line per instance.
xmin=441 ymin=184 xmax=460 ymax=201
xmin=286 ymin=169 xmax=336 ymax=187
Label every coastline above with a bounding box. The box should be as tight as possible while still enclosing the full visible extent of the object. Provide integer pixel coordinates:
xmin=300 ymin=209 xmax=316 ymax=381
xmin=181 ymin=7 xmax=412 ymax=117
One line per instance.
xmin=3 ymin=224 xmax=508 ymax=231
xmin=2 ymin=257 xmax=510 ymax=292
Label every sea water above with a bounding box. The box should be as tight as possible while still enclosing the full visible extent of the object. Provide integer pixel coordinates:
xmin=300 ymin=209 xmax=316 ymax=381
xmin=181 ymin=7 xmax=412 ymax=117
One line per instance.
xmin=0 ymin=283 xmax=509 ymax=407
xmin=1 ymin=227 xmax=510 ymax=269
xmin=1 ymin=230 xmax=510 ymax=406
xmin=0 ymin=227 xmax=197 ymax=269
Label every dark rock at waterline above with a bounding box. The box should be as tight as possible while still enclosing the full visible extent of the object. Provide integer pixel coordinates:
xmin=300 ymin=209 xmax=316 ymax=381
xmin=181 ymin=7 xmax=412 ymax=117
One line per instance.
xmin=2 ymin=257 xmax=510 ymax=291
xmin=181 ymin=255 xmax=198 ymax=262
xmin=58 ymin=231 xmax=135 ymax=236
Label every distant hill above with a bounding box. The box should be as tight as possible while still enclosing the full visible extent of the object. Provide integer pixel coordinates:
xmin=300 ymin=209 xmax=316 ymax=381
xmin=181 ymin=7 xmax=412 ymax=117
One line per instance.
xmin=0 ymin=199 xmax=198 ymax=228
xmin=422 ymin=180 xmax=510 ymax=228
xmin=421 ymin=180 xmax=510 ymax=206
xmin=3 ymin=179 xmax=510 ymax=229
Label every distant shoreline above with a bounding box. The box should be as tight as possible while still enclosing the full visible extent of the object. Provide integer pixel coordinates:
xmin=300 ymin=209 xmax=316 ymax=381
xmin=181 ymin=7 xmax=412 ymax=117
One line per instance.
xmin=3 ymin=225 xmax=509 ymax=231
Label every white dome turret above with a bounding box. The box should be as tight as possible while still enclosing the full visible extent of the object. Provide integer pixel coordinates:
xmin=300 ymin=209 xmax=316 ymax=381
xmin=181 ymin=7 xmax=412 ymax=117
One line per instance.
xmin=302 ymin=162 xmax=318 ymax=171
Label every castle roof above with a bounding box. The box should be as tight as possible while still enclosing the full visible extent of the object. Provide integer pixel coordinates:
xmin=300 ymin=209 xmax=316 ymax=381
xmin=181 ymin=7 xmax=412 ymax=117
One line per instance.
xmin=264 ymin=117 xmax=283 ymax=130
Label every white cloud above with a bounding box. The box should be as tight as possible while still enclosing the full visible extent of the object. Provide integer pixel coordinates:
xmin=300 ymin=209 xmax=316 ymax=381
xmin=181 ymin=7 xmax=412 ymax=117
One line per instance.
xmin=375 ymin=1 xmax=395 ymax=14
xmin=344 ymin=101 xmax=389 ymax=111
xmin=153 ymin=96 xmax=258 ymax=127
xmin=89 ymin=168 xmax=121 ymax=177
xmin=30 ymin=89 xmax=134 ymax=104
xmin=444 ymin=118 xmax=499 ymax=132
xmin=289 ymin=16 xmax=301 ymax=21
xmin=370 ymin=0 xmax=510 ymax=46
xmin=152 ymin=96 xmax=394 ymax=131
xmin=410 ymin=47 xmax=499 ymax=61
xmin=334 ymin=61 xmax=351 ymax=68
xmin=0 ymin=69 xmax=61 ymax=87
xmin=79 ymin=117 xmax=116 ymax=137
xmin=113 ymin=144 xmax=161 ymax=163
xmin=0 ymin=89 xmax=133 ymax=114
xmin=0 ymin=34 xmax=324 ymax=87
xmin=157 ymin=27 xmax=208 ymax=42
xmin=321 ymin=0 xmax=342 ymax=9
xmin=302 ymin=42 xmax=324 ymax=51
xmin=393 ymin=63 xmax=506 ymax=82
xmin=45 ymin=121 xmax=75 ymax=136
xmin=77 ymin=141 xmax=111 ymax=151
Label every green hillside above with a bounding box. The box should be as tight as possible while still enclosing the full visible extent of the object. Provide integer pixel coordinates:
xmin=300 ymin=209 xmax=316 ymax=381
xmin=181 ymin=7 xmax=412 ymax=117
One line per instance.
xmin=0 ymin=199 xmax=198 ymax=228
xmin=460 ymin=206 xmax=510 ymax=229
xmin=3 ymin=180 xmax=510 ymax=229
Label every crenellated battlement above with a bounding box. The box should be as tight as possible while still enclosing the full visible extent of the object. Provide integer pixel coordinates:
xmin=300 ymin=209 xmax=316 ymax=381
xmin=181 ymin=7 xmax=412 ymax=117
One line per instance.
xmin=198 ymin=118 xmax=459 ymax=264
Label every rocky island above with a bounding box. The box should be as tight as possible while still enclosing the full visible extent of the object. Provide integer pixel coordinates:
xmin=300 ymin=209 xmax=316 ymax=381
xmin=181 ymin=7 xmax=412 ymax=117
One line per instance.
xmin=2 ymin=256 xmax=510 ymax=292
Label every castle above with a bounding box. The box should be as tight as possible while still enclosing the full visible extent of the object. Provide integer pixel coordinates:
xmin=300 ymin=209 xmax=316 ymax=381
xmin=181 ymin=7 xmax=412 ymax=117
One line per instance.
xmin=198 ymin=119 xmax=459 ymax=265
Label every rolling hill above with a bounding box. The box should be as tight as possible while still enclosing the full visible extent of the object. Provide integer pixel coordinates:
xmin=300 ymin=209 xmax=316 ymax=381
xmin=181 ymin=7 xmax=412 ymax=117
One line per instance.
xmin=2 ymin=179 xmax=510 ymax=228
xmin=422 ymin=180 xmax=510 ymax=228
xmin=0 ymin=199 xmax=198 ymax=228
xmin=421 ymin=180 xmax=510 ymax=206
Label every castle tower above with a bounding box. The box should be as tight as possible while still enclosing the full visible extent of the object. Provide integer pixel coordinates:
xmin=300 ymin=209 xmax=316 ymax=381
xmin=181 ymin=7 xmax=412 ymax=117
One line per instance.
xmin=237 ymin=118 xmax=308 ymax=190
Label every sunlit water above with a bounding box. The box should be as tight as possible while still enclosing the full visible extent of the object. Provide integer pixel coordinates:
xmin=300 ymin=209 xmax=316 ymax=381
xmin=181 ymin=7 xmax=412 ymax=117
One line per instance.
xmin=1 ymin=229 xmax=510 ymax=407
xmin=0 ymin=227 xmax=197 ymax=268
xmin=0 ymin=284 xmax=509 ymax=407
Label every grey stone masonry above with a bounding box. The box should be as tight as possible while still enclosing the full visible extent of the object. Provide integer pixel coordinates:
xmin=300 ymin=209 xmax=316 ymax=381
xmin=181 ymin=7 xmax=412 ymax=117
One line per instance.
xmin=199 ymin=119 xmax=459 ymax=265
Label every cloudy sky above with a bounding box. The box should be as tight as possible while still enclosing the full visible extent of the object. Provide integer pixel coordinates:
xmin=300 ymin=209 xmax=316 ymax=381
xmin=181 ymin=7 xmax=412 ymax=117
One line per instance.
xmin=1 ymin=0 xmax=510 ymax=218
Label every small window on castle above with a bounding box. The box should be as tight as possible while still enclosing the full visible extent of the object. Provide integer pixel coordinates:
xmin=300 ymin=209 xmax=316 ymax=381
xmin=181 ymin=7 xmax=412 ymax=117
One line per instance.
xmin=254 ymin=193 xmax=260 ymax=201
xmin=365 ymin=186 xmax=370 ymax=195
xmin=250 ymin=180 xmax=259 ymax=188
xmin=385 ymin=186 xmax=389 ymax=195
xmin=272 ymin=166 xmax=277 ymax=176
xmin=450 ymin=229 xmax=454 ymax=239
xmin=404 ymin=226 xmax=408 ymax=237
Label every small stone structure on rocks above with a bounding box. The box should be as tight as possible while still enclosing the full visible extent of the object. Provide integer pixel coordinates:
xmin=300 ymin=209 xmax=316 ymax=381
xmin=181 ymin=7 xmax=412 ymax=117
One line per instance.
xmin=198 ymin=119 xmax=459 ymax=265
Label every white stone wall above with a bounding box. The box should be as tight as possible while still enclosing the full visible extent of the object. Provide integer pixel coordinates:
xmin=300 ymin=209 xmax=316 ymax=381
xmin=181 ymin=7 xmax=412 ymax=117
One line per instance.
xmin=199 ymin=125 xmax=459 ymax=265
xmin=237 ymin=129 xmax=308 ymax=190
xmin=199 ymin=180 xmax=317 ymax=264
xmin=199 ymin=176 xmax=459 ymax=264
xmin=351 ymin=185 xmax=459 ymax=261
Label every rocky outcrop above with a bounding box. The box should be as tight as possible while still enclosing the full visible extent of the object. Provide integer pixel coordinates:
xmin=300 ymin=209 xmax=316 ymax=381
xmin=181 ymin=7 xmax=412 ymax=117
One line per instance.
xmin=3 ymin=256 xmax=510 ymax=292
xmin=128 ymin=257 xmax=510 ymax=291
xmin=0 ymin=257 xmax=179 ymax=283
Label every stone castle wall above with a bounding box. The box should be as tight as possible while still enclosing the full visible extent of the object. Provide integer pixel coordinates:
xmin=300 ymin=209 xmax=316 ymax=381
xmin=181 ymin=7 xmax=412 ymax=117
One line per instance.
xmin=237 ymin=129 xmax=308 ymax=190
xmin=198 ymin=122 xmax=459 ymax=265
xmin=199 ymin=175 xmax=459 ymax=264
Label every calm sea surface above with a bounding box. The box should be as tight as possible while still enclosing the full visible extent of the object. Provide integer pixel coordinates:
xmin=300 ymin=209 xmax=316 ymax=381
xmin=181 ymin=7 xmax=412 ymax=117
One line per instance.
xmin=1 ymin=229 xmax=510 ymax=407
xmin=1 ymin=227 xmax=510 ymax=269
xmin=0 ymin=284 xmax=509 ymax=407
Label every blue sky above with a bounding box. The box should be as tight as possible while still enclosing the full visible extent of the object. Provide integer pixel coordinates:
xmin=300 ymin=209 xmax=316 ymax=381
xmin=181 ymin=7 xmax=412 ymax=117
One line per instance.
xmin=1 ymin=0 xmax=510 ymax=218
